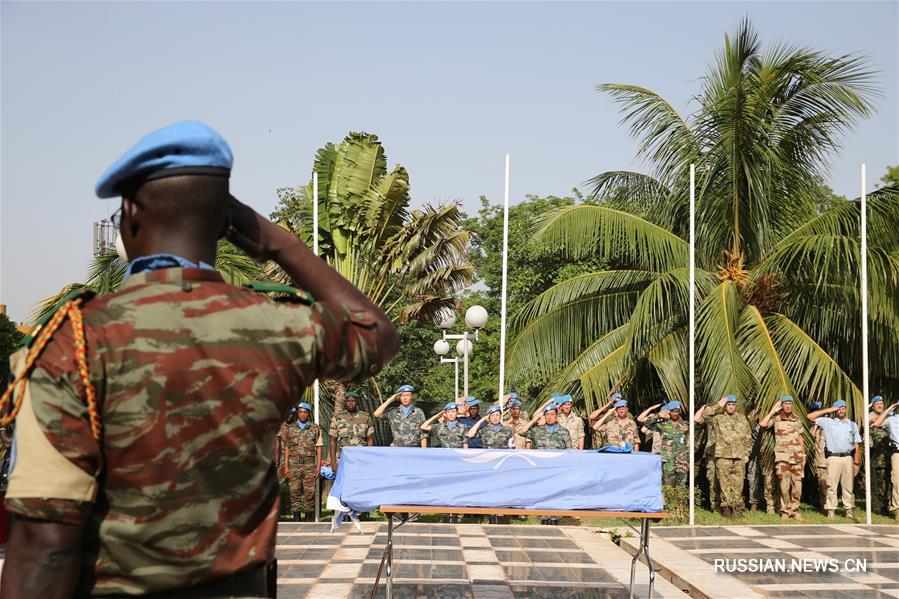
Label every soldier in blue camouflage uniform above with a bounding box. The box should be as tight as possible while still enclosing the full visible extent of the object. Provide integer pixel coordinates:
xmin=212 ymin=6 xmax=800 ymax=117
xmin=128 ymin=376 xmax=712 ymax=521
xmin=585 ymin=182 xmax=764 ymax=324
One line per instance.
xmin=374 ymin=384 xmax=426 ymax=447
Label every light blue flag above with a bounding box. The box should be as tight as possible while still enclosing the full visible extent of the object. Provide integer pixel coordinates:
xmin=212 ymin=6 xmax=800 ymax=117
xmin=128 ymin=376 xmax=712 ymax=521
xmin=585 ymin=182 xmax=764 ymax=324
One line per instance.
xmin=327 ymin=447 xmax=663 ymax=513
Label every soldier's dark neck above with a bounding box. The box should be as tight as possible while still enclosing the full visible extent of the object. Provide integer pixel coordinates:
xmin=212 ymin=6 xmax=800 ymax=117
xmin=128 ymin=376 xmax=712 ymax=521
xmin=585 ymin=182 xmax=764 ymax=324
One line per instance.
xmin=132 ymin=232 xmax=218 ymax=266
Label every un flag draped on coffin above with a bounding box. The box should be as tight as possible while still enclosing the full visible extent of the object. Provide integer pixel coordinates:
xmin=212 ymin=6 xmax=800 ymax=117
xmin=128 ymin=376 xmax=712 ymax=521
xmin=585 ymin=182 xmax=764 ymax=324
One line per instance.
xmin=327 ymin=447 xmax=663 ymax=513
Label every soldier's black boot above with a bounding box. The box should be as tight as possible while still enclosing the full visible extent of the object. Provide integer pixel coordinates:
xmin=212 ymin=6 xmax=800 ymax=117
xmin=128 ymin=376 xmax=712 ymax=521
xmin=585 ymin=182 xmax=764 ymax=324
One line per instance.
xmin=293 ymin=512 xmax=302 ymax=523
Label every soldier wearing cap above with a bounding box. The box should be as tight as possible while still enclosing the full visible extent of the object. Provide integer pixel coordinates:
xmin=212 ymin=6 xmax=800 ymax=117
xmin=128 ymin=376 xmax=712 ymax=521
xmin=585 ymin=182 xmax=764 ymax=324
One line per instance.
xmin=593 ymin=397 xmax=640 ymax=451
xmin=556 ymin=395 xmax=585 ymax=450
xmin=278 ymin=403 xmax=323 ymax=522
xmin=328 ymin=391 xmax=374 ymax=474
xmin=698 ymin=394 xmax=752 ymax=517
xmin=458 ymin=398 xmax=484 ymax=449
xmin=467 ymin=405 xmax=514 ymax=449
xmin=1 ymin=121 xmax=398 ymax=597
xmin=760 ymin=396 xmax=807 ymax=519
xmin=694 ymin=402 xmax=720 ymax=512
xmin=374 ymin=384 xmax=427 ymax=448
xmin=522 ymin=402 xmax=571 ymax=450
xmin=641 ymin=401 xmax=688 ymax=486
xmin=867 ymin=395 xmax=892 ymax=515
xmin=807 ymin=400 xmax=861 ymax=520
xmin=808 ymin=401 xmax=828 ymax=508
xmin=871 ymin=399 xmax=899 ymax=520
xmin=502 ymin=393 xmax=530 ymax=450
xmin=421 ymin=402 xmax=469 ymax=448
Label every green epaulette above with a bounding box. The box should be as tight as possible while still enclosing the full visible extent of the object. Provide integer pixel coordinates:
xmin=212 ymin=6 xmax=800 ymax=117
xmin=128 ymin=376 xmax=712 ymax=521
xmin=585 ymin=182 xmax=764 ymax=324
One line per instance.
xmin=243 ymin=282 xmax=314 ymax=305
xmin=19 ymin=289 xmax=96 ymax=349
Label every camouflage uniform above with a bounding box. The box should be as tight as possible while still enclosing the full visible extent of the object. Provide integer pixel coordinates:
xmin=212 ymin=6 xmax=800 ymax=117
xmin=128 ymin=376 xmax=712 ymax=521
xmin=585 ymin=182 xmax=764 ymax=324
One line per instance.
xmin=868 ymin=410 xmax=892 ymax=514
xmin=599 ymin=416 xmax=639 ymax=448
xmin=704 ymin=423 xmax=719 ymax=510
xmin=557 ymin=412 xmax=585 ymax=449
xmin=645 ymin=415 xmax=688 ymax=486
xmin=703 ymin=405 xmax=752 ymax=511
xmin=812 ymin=424 xmax=828 ymax=508
xmin=4 ymin=268 xmax=384 ymax=595
xmin=763 ymin=413 xmax=806 ymax=517
xmin=385 ymin=405 xmax=426 ymax=447
xmin=279 ymin=421 xmax=323 ymax=513
xmin=329 ymin=409 xmax=374 ymax=464
xmin=503 ymin=411 xmax=530 ymax=450
xmin=478 ymin=424 xmax=514 ymax=449
xmin=526 ymin=424 xmax=571 ymax=450
xmin=434 ymin=421 xmax=469 ymax=449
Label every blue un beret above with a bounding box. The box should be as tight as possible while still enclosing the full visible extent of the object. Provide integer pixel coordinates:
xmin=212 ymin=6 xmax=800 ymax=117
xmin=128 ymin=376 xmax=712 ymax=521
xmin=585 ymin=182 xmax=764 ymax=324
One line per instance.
xmin=610 ymin=392 xmax=622 ymax=400
xmin=663 ymin=401 xmax=682 ymax=411
xmin=443 ymin=402 xmax=458 ymax=412
xmin=558 ymin=395 xmax=573 ymax=405
xmin=95 ymin=121 xmax=233 ymax=198
xmin=726 ymin=394 xmax=737 ymax=404
xmin=808 ymin=401 xmax=823 ymax=411
xmin=870 ymin=395 xmax=884 ymax=407
xmin=614 ymin=399 xmax=628 ymax=408
xmin=832 ymin=400 xmax=847 ymax=408
xmin=543 ymin=402 xmax=559 ymax=414
xmin=487 ymin=405 xmax=502 ymax=416
xmin=397 ymin=385 xmax=415 ymax=393
xmin=468 ymin=399 xmax=480 ymax=407
xmin=297 ymin=402 xmax=312 ymax=412
xmin=780 ymin=395 xmax=793 ymax=404
xmin=508 ymin=399 xmax=522 ymax=408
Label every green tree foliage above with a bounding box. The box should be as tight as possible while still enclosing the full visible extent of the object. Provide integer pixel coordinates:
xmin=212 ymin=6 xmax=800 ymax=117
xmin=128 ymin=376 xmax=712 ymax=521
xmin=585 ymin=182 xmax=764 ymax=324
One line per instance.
xmin=506 ymin=18 xmax=899 ymax=446
xmin=878 ymin=165 xmax=899 ymax=189
xmin=0 ymin=314 xmax=24 ymax=381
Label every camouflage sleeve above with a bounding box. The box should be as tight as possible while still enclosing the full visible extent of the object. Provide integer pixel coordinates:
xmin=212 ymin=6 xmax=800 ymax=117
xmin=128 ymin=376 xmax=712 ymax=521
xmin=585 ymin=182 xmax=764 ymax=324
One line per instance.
xmin=316 ymin=428 xmax=324 ymax=448
xmin=328 ymin=417 xmax=338 ymax=437
xmin=702 ymin=404 xmax=723 ymax=421
xmin=365 ymin=415 xmax=374 ymax=437
xmin=5 ymin=326 xmax=101 ymax=524
xmin=310 ymin=302 xmax=384 ymax=382
xmin=644 ymin=414 xmax=660 ymax=431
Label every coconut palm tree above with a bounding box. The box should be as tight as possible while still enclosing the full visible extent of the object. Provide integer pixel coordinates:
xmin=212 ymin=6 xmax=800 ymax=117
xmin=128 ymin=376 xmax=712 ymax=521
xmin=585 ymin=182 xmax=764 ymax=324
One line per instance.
xmin=506 ymin=19 xmax=899 ymax=428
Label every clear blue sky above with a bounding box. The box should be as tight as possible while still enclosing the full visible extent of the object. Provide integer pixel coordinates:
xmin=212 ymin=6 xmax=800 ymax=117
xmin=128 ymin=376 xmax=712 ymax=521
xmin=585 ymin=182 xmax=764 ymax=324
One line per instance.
xmin=2 ymin=1 xmax=896 ymax=322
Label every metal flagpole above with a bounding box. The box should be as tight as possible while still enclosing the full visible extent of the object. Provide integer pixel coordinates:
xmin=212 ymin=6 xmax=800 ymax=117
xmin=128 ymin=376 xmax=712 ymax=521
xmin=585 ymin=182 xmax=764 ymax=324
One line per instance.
xmin=463 ymin=331 xmax=470 ymax=399
xmin=861 ymin=164 xmax=871 ymax=525
xmin=312 ymin=170 xmax=321 ymax=522
xmin=689 ymin=164 xmax=696 ymax=526
xmin=499 ymin=154 xmax=511 ymax=416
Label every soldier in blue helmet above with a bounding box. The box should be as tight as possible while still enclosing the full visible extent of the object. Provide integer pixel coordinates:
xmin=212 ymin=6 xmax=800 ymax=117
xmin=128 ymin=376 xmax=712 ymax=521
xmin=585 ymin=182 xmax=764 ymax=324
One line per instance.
xmin=808 ymin=401 xmax=862 ymax=520
xmin=374 ymin=385 xmax=426 ymax=447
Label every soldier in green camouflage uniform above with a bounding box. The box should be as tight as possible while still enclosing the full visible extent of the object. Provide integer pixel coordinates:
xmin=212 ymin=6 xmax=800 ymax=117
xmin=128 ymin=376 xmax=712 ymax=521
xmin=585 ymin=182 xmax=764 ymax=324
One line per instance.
xmin=525 ymin=404 xmax=572 ymax=450
xmin=328 ymin=391 xmax=374 ymax=473
xmin=694 ymin=404 xmax=719 ymax=511
xmin=594 ymin=398 xmax=640 ymax=450
xmin=644 ymin=401 xmax=688 ymax=486
xmin=374 ymin=384 xmax=427 ymax=447
xmin=1 ymin=122 xmax=397 ymax=597
xmin=868 ymin=396 xmax=892 ymax=515
xmin=422 ymin=403 xmax=470 ymax=448
xmin=279 ymin=403 xmax=323 ymax=521
xmin=701 ymin=395 xmax=752 ymax=517
xmin=760 ymin=396 xmax=807 ymax=519
xmin=470 ymin=405 xmax=514 ymax=449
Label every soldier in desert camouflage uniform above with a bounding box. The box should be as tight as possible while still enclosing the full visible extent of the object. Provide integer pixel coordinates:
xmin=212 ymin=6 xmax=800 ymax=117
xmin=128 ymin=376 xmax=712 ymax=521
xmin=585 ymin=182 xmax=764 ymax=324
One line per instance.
xmin=279 ymin=402 xmax=323 ymax=521
xmin=556 ymin=394 xmax=585 ymax=450
xmin=700 ymin=394 xmax=752 ymax=517
xmin=643 ymin=401 xmax=689 ymax=486
xmin=374 ymin=384 xmax=427 ymax=447
xmin=329 ymin=390 xmax=374 ymax=473
xmin=760 ymin=396 xmax=807 ymax=519
xmin=502 ymin=394 xmax=530 ymax=450
xmin=594 ymin=398 xmax=640 ymax=450
xmin=0 ymin=122 xmax=397 ymax=597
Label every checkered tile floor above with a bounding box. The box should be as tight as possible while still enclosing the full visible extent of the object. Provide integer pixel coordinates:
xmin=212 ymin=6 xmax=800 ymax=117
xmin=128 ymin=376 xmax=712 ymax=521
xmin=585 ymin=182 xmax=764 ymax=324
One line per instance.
xmin=275 ymin=521 xmax=677 ymax=598
xmin=650 ymin=525 xmax=899 ymax=598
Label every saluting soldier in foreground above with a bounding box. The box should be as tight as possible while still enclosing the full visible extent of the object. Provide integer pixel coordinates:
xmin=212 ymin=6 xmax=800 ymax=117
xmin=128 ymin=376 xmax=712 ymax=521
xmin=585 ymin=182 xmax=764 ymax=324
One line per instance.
xmin=523 ymin=402 xmax=571 ymax=450
xmin=374 ymin=384 xmax=426 ymax=447
xmin=807 ymin=400 xmax=861 ymax=520
xmin=421 ymin=403 xmax=469 ymax=448
xmin=467 ymin=405 xmax=514 ymax=449
xmin=701 ymin=394 xmax=752 ymax=517
xmin=760 ymin=396 xmax=806 ymax=520
xmin=0 ymin=121 xmax=398 ymax=598
xmin=328 ymin=390 xmax=374 ymax=474
xmin=593 ymin=397 xmax=640 ymax=451
xmin=502 ymin=393 xmax=530 ymax=450
xmin=642 ymin=401 xmax=689 ymax=487
xmin=278 ymin=402 xmax=323 ymax=522
xmin=556 ymin=395 xmax=585 ymax=450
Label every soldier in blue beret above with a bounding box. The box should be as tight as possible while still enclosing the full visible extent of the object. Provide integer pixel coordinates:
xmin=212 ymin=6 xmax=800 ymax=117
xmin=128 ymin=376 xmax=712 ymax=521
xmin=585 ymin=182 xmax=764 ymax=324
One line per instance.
xmin=808 ymin=401 xmax=862 ymax=519
xmin=374 ymin=384 xmax=426 ymax=447
xmin=458 ymin=398 xmax=483 ymax=448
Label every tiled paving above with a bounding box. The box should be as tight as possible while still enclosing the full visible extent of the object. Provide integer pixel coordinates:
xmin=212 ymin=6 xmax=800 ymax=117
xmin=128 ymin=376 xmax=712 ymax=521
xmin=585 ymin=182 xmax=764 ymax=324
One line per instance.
xmin=276 ymin=522 xmax=688 ymax=598
xmin=621 ymin=524 xmax=899 ymax=598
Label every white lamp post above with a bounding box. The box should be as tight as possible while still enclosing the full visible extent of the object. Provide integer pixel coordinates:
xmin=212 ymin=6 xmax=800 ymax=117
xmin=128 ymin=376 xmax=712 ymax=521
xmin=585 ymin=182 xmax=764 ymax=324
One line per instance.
xmin=433 ymin=305 xmax=488 ymax=401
